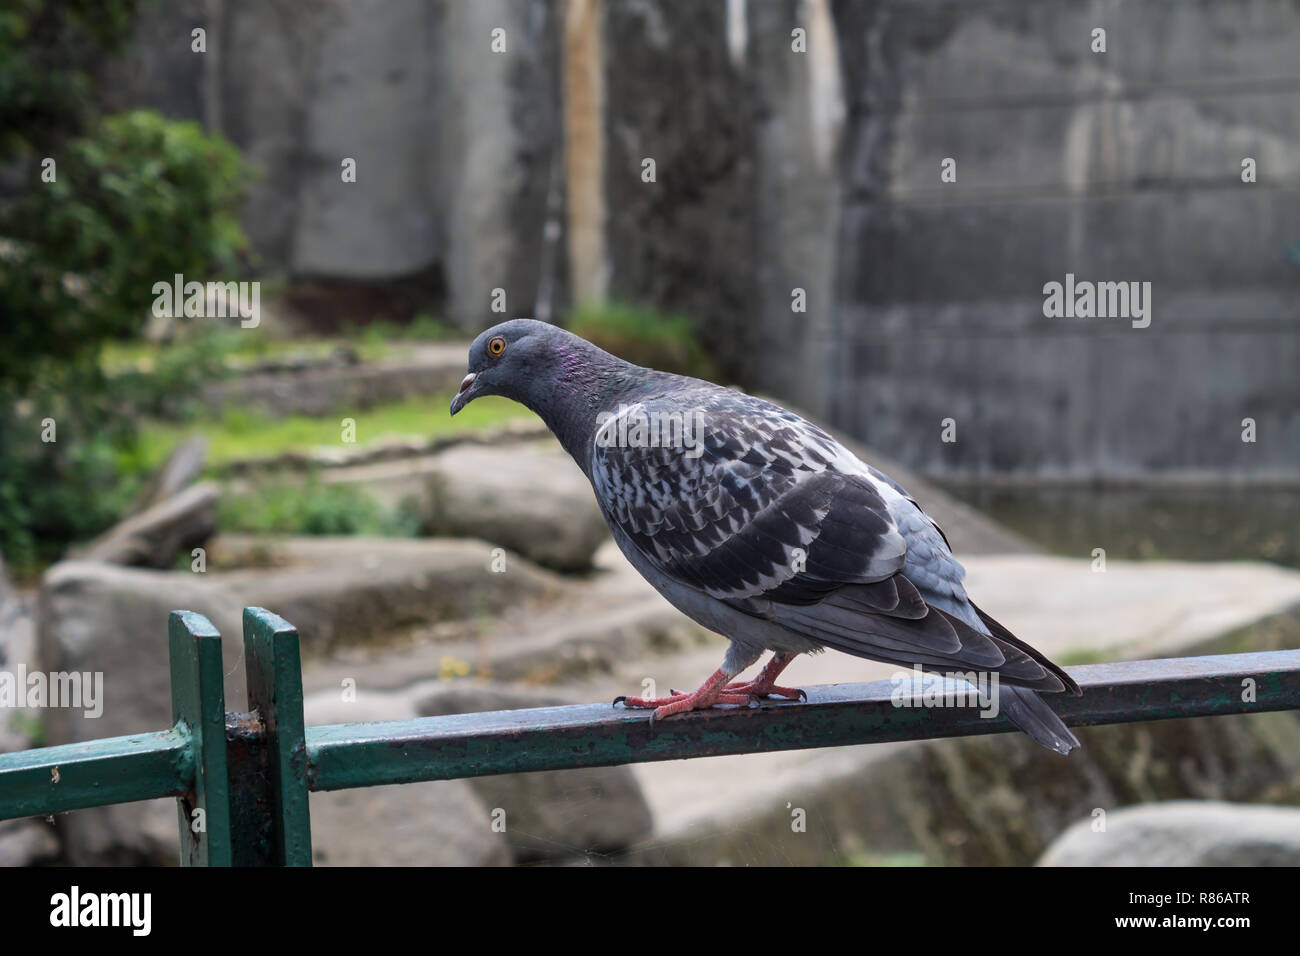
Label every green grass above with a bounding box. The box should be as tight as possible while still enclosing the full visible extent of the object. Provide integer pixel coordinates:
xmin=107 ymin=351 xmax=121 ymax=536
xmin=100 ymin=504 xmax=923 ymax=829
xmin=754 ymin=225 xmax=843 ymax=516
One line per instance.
xmin=121 ymin=391 xmax=530 ymax=475
xmin=568 ymin=302 xmax=718 ymax=379
xmin=219 ymin=479 xmax=421 ymax=537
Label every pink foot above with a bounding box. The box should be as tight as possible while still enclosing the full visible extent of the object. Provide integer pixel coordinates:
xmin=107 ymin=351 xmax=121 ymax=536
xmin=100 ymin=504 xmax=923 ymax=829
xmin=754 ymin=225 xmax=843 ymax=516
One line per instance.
xmin=614 ymin=670 xmax=751 ymax=725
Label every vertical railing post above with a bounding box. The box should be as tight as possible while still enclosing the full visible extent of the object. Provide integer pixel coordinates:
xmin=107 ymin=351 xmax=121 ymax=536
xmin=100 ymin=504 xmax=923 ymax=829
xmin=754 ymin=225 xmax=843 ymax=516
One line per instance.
xmin=168 ymin=610 xmax=232 ymax=866
xmin=240 ymin=607 xmax=313 ymax=866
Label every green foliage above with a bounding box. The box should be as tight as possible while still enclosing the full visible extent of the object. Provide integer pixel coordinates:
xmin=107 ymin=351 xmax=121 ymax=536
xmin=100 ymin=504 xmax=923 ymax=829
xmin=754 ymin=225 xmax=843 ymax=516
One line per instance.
xmin=0 ymin=58 xmax=252 ymax=568
xmin=0 ymin=0 xmax=140 ymax=156
xmin=568 ymin=302 xmax=719 ymax=380
xmin=0 ymin=110 xmax=250 ymax=390
xmin=219 ymin=479 xmax=421 ymax=538
xmin=0 ymin=374 xmax=142 ymax=570
xmin=104 ymin=328 xmax=243 ymax=421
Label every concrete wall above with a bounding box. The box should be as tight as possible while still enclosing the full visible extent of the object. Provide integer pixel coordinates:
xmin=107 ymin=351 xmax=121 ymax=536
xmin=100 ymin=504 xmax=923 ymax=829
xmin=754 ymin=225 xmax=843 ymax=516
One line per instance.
xmin=106 ymin=0 xmax=563 ymax=329
xmin=823 ymin=0 xmax=1300 ymax=481
xmin=104 ymin=0 xmax=1300 ymax=480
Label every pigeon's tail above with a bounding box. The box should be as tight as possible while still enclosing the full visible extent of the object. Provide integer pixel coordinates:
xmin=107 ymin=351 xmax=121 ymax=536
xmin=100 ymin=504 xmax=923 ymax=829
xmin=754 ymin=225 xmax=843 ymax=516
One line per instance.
xmin=999 ymin=684 xmax=1080 ymax=755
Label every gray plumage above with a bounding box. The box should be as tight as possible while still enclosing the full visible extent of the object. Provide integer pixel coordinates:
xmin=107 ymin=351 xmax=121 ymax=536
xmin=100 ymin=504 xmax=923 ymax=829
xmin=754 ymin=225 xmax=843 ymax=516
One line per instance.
xmin=451 ymin=319 xmax=1081 ymax=754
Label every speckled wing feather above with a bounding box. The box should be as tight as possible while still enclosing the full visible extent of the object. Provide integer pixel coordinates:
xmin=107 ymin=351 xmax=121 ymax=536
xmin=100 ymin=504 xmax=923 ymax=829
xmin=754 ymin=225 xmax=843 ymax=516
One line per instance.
xmin=590 ymin=388 xmax=907 ymax=605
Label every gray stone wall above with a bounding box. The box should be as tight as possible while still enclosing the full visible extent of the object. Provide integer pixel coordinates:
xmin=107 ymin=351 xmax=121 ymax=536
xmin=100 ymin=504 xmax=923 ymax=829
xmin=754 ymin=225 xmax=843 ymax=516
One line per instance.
xmin=103 ymin=0 xmax=1299 ymax=479
xmin=105 ymin=0 xmax=563 ymax=327
xmin=823 ymin=0 xmax=1300 ymax=480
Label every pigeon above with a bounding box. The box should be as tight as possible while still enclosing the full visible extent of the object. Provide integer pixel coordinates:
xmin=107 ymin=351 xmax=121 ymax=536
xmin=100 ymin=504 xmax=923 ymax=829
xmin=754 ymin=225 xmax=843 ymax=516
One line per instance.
xmin=451 ymin=319 xmax=1081 ymax=754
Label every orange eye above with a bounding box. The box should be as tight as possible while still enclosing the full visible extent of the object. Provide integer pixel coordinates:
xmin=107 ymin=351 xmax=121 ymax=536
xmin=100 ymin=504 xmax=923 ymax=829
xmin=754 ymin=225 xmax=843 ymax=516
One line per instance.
xmin=488 ymin=336 xmax=506 ymax=356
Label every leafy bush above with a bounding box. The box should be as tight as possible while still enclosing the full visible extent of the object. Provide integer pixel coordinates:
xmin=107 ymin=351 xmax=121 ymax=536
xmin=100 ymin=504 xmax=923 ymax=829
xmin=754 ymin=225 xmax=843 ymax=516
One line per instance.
xmin=0 ymin=110 xmax=249 ymax=389
xmin=0 ymin=0 xmax=140 ymax=157
xmin=567 ymin=302 xmax=719 ymax=380
xmin=0 ymin=106 xmax=251 ymax=570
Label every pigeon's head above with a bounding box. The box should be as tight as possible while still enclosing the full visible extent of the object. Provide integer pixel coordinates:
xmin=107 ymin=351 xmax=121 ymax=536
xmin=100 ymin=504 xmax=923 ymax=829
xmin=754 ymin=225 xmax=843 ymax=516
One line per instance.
xmin=450 ymin=318 xmax=583 ymax=417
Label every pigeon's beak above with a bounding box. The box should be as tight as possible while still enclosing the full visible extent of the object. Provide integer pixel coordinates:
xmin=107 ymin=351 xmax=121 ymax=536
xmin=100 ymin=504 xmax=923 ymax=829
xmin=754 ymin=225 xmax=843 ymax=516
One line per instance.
xmin=449 ymin=372 xmax=478 ymax=416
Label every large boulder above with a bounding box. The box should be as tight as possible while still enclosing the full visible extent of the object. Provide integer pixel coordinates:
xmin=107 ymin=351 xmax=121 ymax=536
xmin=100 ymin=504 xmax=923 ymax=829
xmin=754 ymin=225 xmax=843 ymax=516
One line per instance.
xmin=1039 ymin=801 xmax=1300 ymax=867
xmin=0 ymin=554 xmax=37 ymax=754
xmin=421 ymin=442 xmax=609 ymax=572
xmin=213 ymin=536 xmax=572 ymax=653
xmin=0 ymin=819 xmax=60 ymax=867
xmin=203 ymin=347 xmax=468 ymax=419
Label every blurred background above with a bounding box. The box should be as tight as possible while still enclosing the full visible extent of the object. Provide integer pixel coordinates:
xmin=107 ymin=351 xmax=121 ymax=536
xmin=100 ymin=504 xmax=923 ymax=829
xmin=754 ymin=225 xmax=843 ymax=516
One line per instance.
xmin=1 ymin=0 xmax=1298 ymax=866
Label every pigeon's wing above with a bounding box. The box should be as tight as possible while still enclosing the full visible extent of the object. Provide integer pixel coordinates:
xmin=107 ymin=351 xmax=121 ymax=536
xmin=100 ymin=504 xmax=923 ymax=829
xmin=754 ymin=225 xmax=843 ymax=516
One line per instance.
xmin=591 ymin=389 xmax=1076 ymax=696
xmin=589 ymin=390 xmax=907 ymax=605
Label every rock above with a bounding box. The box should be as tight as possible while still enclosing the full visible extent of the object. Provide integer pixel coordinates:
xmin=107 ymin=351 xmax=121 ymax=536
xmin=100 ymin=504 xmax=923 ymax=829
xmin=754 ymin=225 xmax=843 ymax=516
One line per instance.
xmin=416 ymin=683 xmax=654 ymax=862
xmin=296 ymin=537 xmax=709 ymax=694
xmin=216 ymin=536 xmax=572 ymax=653
xmin=215 ymin=420 xmax=548 ymax=477
xmin=37 ymin=562 xmax=246 ymax=865
xmin=78 ymin=482 xmax=219 ymax=569
xmin=0 ymin=819 xmax=60 ymax=866
xmin=310 ymin=780 xmax=511 ymax=866
xmin=422 ymin=442 xmax=609 ymax=572
xmin=0 ymin=604 xmax=37 ymax=755
xmin=0 ymin=553 xmax=37 ymax=754
xmin=1039 ymin=801 xmax=1300 ymax=867
xmin=203 ymin=346 xmax=470 ymax=419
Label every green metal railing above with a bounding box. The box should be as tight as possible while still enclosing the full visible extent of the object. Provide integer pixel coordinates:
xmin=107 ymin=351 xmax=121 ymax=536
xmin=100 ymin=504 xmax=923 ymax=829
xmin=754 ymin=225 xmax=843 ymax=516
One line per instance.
xmin=2 ymin=606 xmax=1299 ymax=865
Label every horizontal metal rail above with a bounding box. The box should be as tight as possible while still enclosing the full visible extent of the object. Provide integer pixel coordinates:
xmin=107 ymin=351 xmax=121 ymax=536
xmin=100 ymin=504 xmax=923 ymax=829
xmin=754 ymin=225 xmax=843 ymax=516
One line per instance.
xmin=1 ymin=604 xmax=1296 ymax=866
xmin=0 ymin=729 xmax=191 ymax=820
xmin=304 ymin=649 xmax=1300 ymax=791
